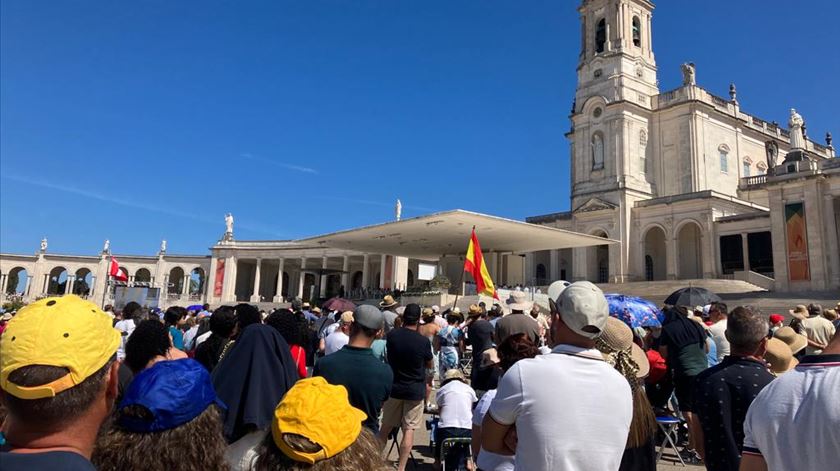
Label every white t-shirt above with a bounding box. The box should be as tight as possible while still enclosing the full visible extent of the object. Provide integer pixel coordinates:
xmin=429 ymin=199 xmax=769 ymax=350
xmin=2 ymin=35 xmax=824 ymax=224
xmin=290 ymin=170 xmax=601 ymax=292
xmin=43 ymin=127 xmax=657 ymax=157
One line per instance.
xmin=436 ymin=379 xmax=477 ymax=429
xmin=488 ymin=344 xmax=632 ymax=471
xmin=709 ymin=319 xmax=730 ymax=361
xmin=194 ymin=330 xmax=213 ymax=347
xmin=324 ymin=330 xmax=349 ymax=356
xmin=472 ymin=389 xmax=515 ymax=471
xmin=742 ymin=355 xmax=840 ymax=470
xmin=114 ymin=318 xmax=136 ymax=360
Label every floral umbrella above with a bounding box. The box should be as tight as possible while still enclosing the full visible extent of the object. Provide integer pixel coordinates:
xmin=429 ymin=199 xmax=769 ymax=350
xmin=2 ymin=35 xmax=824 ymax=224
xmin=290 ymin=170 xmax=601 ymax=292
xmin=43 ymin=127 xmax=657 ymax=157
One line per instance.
xmin=604 ymin=294 xmax=663 ymax=329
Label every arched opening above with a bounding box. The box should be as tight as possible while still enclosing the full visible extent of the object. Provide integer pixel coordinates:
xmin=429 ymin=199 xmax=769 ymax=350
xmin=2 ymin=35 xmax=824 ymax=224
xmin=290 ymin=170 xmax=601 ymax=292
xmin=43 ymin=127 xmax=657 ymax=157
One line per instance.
xmin=5 ymin=267 xmax=28 ymax=295
xmin=135 ymin=268 xmax=152 ymax=284
xmin=326 ymin=274 xmax=341 ymax=298
xmin=677 ymin=222 xmax=703 ymax=279
xmin=595 ymin=19 xmax=606 ymax=53
xmin=407 ymin=269 xmax=415 ymax=288
xmin=643 ymin=226 xmax=667 ymax=281
xmin=168 ymin=267 xmax=185 ymax=294
xmin=587 ymin=231 xmax=610 ymax=283
xmin=632 ymin=16 xmax=641 ymax=47
xmin=351 ymin=271 xmax=363 ymax=290
xmin=47 ymin=266 xmax=68 ymax=295
xmin=535 ymin=264 xmax=547 ymax=285
xmin=73 ymin=268 xmax=93 ymax=297
xmin=190 ymin=267 xmax=206 ymax=295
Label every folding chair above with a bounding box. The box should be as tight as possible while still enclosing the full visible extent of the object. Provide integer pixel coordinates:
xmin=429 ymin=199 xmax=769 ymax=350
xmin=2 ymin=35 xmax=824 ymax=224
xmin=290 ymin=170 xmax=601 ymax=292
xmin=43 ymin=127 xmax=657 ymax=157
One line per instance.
xmin=655 ymin=416 xmax=686 ymax=467
xmin=440 ymin=437 xmax=472 ymax=471
xmin=387 ymin=426 xmax=419 ymax=469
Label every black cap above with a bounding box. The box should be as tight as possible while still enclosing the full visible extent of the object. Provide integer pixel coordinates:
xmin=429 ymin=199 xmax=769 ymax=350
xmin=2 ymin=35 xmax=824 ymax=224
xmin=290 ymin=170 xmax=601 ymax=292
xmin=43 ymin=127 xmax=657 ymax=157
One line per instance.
xmin=402 ymin=303 xmax=422 ymax=325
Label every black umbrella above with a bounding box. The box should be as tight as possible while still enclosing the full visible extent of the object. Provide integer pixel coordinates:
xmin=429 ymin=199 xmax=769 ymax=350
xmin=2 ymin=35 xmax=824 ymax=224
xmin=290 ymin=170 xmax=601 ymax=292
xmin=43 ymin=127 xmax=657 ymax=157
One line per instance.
xmin=664 ymin=287 xmax=722 ymax=307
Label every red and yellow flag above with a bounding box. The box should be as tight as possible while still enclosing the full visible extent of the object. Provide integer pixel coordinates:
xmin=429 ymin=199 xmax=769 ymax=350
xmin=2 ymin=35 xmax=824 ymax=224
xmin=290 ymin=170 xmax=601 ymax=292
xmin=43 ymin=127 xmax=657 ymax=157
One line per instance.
xmin=464 ymin=228 xmax=498 ymax=300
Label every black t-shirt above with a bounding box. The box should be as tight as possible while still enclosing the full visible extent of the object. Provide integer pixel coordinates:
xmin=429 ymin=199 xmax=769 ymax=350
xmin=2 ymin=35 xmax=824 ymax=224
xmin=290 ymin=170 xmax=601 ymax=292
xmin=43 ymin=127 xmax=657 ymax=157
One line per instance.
xmin=385 ymin=327 xmax=433 ymax=401
xmin=0 ymin=451 xmax=96 ymax=470
xmin=466 ymin=320 xmax=495 ymax=362
xmin=693 ymin=356 xmax=775 ymax=471
xmin=314 ymin=345 xmax=393 ymax=432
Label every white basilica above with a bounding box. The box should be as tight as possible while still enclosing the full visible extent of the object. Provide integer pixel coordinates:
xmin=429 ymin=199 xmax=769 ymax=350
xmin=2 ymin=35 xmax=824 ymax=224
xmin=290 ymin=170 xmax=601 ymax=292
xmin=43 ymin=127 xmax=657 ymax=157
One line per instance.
xmin=526 ymin=0 xmax=838 ymax=293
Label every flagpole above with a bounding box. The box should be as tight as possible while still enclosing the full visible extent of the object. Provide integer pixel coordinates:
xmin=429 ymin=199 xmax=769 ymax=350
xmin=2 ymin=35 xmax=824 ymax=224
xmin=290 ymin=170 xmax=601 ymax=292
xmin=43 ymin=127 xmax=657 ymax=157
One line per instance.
xmin=451 ymin=225 xmax=474 ymax=312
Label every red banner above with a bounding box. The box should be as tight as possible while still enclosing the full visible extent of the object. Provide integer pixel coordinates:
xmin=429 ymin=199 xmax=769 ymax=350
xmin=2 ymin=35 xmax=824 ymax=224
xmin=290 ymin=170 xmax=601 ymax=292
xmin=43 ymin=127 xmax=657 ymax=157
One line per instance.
xmin=785 ymin=203 xmax=810 ymax=281
xmin=214 ymin=258 xmax=226 ymax=296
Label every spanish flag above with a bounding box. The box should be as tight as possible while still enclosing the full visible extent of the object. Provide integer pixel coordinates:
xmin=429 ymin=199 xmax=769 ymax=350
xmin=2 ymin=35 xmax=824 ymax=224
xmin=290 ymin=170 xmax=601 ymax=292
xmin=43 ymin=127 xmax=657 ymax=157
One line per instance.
xmin=464 ymin=228 xmax=499 ymax=300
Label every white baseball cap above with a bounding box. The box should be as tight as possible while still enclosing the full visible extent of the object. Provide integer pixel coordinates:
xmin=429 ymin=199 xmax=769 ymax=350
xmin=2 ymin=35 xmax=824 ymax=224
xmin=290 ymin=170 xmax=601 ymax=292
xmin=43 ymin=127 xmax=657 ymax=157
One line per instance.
xmin=555 ymin=281 xmax=609 ymax=339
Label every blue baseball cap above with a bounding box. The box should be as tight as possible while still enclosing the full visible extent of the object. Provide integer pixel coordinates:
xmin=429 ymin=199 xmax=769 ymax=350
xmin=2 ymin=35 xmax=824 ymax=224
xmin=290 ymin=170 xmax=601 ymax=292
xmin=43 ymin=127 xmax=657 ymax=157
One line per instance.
xmin=117 ymin=359 xmax=225 ymax=432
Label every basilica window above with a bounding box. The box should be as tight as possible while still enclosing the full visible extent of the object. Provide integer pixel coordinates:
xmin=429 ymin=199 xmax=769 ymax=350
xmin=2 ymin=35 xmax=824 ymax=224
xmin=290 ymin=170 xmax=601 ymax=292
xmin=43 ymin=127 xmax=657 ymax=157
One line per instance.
xmin=632 ymin=16 xmax=641 ymax=47
xmin=596 ymin=19 xmax=606 ymax=53
xmin=743 ymin=162 xmax=751 ymax=177
xmin=592 ymin=132 xmax=605 ymax=170
xmin=719 ymin=145 xmax=730 ymax=173
xmin=756 ymin=163 xmax=767 ymax=175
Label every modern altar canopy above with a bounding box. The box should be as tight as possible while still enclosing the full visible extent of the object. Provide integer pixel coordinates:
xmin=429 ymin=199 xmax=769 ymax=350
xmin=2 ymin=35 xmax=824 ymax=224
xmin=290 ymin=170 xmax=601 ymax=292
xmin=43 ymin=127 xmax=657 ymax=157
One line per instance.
xmin=299 ymin=209 xmax=618 ymax=261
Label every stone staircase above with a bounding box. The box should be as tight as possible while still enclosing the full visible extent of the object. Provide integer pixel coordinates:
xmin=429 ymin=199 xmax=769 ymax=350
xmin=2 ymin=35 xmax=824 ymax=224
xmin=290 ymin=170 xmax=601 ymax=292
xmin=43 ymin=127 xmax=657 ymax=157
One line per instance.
xmin=594 ymin=279 xmax=766 ymax=303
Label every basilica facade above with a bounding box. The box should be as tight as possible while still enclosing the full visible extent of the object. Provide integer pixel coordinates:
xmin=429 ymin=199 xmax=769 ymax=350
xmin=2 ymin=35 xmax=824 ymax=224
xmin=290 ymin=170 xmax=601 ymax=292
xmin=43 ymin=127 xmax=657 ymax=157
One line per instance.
xmin=526 ymin=0 xmax=839 ymax=292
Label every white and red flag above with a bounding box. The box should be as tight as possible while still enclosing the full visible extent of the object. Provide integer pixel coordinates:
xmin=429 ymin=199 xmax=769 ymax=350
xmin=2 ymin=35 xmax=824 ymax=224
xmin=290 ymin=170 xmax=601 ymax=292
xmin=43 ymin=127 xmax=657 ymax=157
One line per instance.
xmin=109 ymin=257 xmax=128 ymax=282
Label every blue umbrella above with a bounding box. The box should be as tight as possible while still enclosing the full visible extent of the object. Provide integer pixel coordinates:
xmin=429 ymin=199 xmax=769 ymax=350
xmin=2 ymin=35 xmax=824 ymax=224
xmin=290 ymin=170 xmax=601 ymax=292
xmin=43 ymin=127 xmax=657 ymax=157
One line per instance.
xmin=605 ymin=294 xmax=663 ymax=329
xmin=187 ymin=304 xmax=204 ymax=312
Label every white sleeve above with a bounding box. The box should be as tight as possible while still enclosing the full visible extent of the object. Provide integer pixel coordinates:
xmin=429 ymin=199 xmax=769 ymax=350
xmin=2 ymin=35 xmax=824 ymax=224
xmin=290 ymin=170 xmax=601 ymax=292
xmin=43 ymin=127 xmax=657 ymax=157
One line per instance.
xmin=473 ymin=392 xmax=493 ymax=426
xmin=488 ymin=364 xmax=524 ymax=426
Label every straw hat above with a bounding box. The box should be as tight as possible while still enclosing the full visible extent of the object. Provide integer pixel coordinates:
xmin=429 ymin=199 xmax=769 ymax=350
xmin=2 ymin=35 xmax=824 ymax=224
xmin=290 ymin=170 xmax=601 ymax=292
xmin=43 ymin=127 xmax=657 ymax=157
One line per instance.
xmin=764 ymin=338 xmax=798 ymax=375
xmin=774 ymin=326 xmax=808 ymax=355
xmin=379 ymin=295 xmax=399 ymax=308
xmin=468 ymin=304 xmax=482 ymax=318
xmin=823 ymin=309 xmax=838 ymax=321
xmin=442 ymin=369 xmax=466 ymax=384
xmin=789 ymin=305 xmax=808 ymax=320
xmin=596 ymin=317 xmax=650 ymax=378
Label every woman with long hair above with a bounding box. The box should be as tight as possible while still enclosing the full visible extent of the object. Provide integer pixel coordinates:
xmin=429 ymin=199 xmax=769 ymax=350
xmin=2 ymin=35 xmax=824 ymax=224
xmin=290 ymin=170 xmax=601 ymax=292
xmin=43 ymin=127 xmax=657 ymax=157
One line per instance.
xmin=93 ymin=359 xmax=229 ymax=471
xmin=595 ymin=317 xmax=657 ymax=471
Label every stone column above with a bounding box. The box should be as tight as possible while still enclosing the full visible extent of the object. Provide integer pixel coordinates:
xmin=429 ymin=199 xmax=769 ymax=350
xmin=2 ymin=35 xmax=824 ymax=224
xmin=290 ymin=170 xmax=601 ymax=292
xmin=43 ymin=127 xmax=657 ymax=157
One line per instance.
xmin=341 ymin=256 xmax=350 ymax=293
xmin=273 ymin=258 xmax=285 ymax=303
xmin=524 ymin=253 xmax=535 ymax=286
xmin=222 ymin=256 xmax=236 ymax=303
xmin=379 ymin=255 xmax=387 ymax=289
xmin=666 ymin=236 xmax=678 ymax=280
xmin=549 ymin=249 xmax=559 ymax=281
xmin=25 ymin=275 xmax=33 ymax=297
xmin=741 ymin=233 xmax=751 ymax=272
xmin=183 ymin=274 xmax=191 ymax=296
xmin=319 ymin=256 xmax=328 ymax=298
xmin=207 ymin=257 xmax=218 ymax=303
xmin=297 ymin=257 xmax=306 ymax=299
xmin=0 ymin=274 xmax=6 ymax=296
xmin=804 ymin=181 xmax=827 ymax=289
xmin=66 ymin=276 xmax=75 ymax=296
xmin=43 ymin=274 xmax=50 ymax=294
xmin=88 ymin=275 xmax=95 ymax=298
xmin=361 ymin=254 xmax=370 ymax=290
xmin=823 ymin=195 xmax=840 ymax=287
xmin=250 ymin=259 xmax=262 ymax=302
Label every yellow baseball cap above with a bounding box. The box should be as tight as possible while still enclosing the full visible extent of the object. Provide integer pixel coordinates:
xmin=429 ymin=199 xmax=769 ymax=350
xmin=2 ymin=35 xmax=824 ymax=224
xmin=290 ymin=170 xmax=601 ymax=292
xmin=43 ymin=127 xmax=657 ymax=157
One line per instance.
xmin=271 ymin=377 xmax=367 ymax=464
xmin=0 ymin=295 xmax=121 ymax=400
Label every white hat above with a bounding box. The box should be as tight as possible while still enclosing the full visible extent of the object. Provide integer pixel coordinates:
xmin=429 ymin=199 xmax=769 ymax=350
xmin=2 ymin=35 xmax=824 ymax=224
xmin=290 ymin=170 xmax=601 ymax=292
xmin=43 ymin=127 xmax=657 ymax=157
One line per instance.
xmin=432 ymin=305 xmax=440 ymax=313
xmin=506 ymin=291 xmax=533 ymax=311
xmin=556 ymin=281 xmax=609 ymax=339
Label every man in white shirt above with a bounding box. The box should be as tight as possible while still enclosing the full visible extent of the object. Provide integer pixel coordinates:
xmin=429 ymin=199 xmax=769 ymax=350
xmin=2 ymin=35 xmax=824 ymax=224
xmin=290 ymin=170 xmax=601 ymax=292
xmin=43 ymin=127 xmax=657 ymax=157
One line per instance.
xmin=740 ymin=330 xmax=840 ymax=471
xmin=434 ymin=369 xmax=477 ymax=469
xmin=324 ymin=311 xmax=353 ymax=355
xmin=114 ymin=301 xmax=142 ymax=360
xmin=708 ymin=302 xmax=731 ymax=361
xmin=482 ymin=281 xmax=632 ymax=471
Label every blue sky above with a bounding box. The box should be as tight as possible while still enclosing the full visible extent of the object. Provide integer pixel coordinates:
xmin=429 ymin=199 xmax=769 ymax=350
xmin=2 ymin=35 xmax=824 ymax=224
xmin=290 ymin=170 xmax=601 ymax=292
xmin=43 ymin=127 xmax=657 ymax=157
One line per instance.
xmin=2 ymin=0 xmax=838 ymax=256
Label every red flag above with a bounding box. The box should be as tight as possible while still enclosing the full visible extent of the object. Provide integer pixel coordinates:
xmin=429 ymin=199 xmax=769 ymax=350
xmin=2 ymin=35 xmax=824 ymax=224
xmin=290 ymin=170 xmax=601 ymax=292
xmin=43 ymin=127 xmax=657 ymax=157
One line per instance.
xmin=109 ymin=257 xmax=128 ymax=282
xmin=464 ymin=228 xmax=499 ymax=300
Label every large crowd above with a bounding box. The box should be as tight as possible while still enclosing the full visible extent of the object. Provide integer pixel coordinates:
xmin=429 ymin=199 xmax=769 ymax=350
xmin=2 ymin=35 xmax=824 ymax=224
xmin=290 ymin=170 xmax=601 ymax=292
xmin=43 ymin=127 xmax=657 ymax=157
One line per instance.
xmin=0 ymin=282 xmax=837 ymax=471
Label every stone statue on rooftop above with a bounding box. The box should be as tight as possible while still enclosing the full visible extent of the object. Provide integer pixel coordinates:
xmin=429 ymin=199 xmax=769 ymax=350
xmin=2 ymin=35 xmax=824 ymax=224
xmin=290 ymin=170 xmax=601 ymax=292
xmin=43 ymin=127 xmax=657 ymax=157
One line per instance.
xmin=160 ymin=239 xmax=167 ymax=253
xmin=40 ymin=237 xmax=48 ymax=252
xmin=395 ymin=199 xmax=402 ymax=221
xmin=103 ymin=239 xmax=110 ymax=253
xmin=789 ymin=109 xmax=805 ymax=150
xmin=681 ymin=62 xmax=696 ymax=86
xmin=225 ymin=213 xmax=234 ymax=234
xmin=765 ymin=140 xmax=779 ymax=170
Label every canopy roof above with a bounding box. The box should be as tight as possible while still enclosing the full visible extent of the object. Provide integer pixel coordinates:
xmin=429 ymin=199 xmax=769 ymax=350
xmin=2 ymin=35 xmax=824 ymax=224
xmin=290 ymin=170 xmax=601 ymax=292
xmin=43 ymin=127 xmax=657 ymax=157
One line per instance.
xmin=299 ymin=209 xmax=617 ymax=261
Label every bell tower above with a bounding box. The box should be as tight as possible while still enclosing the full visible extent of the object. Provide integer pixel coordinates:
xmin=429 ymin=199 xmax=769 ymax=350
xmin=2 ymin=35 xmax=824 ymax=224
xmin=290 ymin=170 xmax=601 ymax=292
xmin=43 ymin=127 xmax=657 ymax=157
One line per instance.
xmin=574 ymin=0 xmax=658 ymax=109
